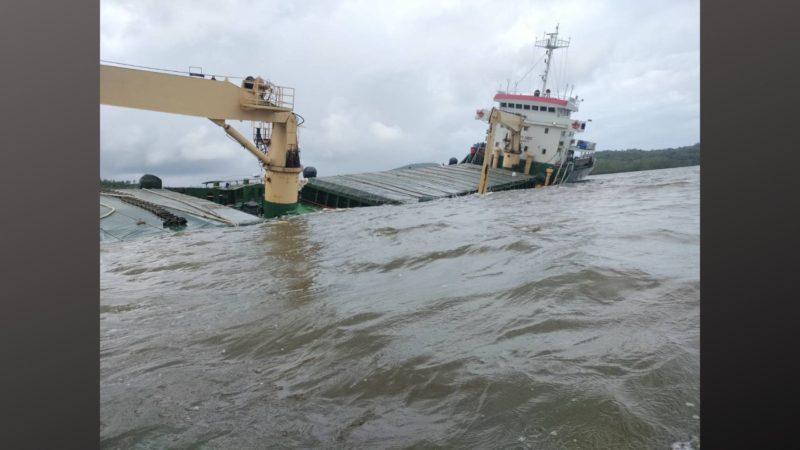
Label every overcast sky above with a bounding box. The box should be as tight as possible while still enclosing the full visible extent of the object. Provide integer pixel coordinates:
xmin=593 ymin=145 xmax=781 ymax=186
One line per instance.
xmin=100 ymin=0 xmax=699 ymax=186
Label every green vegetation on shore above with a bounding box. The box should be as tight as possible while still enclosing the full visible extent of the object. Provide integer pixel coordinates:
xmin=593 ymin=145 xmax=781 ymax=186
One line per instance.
xmin=592 ymin=143 xmax=699 ymax=175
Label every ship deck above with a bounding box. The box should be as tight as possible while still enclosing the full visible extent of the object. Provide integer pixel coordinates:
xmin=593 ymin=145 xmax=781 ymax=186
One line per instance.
xmin=100 ymin=188 xmax=264 ymax=243
xmin=301 ymin=163 xmax=537 ymax=208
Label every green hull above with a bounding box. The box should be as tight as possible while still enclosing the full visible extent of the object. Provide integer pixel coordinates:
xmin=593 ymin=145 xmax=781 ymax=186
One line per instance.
xmin=263 ymin=200 xmax=318 ymax=218
xmin=168 ymin=183 xmax=265 ymax=208
xmin=166 ymin=155 xmax=587 ymax=220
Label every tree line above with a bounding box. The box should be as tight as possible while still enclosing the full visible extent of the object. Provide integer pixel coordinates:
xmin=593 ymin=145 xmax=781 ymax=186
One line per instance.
xmin=591 ymin=143 xmax=699 ymax=175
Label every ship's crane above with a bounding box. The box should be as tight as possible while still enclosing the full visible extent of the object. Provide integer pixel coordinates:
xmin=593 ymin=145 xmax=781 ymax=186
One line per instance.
xmin=100 ymin=64 xmax=303 ymax=218
xmin=476 ymin=108 xmax=527 ymax=194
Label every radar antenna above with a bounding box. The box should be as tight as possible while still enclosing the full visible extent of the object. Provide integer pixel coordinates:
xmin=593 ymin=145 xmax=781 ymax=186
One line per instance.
xmin=535 ymin=24 xmax=570 ymax=95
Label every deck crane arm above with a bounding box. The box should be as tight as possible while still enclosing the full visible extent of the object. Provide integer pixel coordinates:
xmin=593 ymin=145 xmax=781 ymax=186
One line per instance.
xmin=476 ymin=108 xmax=526 ymax=194
xmin=100 ymin=64 xmax=303 ymax=217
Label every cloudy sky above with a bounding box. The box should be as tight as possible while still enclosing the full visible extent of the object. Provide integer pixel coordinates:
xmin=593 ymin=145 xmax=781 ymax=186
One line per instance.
xmin=100 ymin=0 xmax=699 ymax=186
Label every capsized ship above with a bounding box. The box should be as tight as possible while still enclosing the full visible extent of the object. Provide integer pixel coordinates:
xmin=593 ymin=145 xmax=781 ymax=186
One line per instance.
xmin=100 ymin=26 xmax=597 ymax=239
xmin=464 ymin=25 xmax=596 ymax=184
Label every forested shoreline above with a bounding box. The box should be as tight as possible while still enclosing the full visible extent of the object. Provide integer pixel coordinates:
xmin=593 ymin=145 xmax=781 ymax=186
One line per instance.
xmin=591 ymin=143 xmax=699 ymax=175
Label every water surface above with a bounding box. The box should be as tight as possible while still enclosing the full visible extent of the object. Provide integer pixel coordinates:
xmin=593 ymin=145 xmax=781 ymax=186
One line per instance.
xmin=101 ymin=166 xmax=700 ymax=449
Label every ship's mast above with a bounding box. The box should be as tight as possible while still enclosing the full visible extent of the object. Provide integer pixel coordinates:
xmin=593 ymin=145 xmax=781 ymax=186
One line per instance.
xmin=535 ymin=24 xmax=570 ymax=95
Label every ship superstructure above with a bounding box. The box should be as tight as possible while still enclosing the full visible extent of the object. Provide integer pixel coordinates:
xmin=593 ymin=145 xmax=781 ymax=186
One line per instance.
xmin=468 ymin=25 xmax=597 ymax=183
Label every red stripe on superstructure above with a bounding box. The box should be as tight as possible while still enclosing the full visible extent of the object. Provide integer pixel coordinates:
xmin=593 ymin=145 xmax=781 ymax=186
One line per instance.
xmin=493 ymin=93 xmax=568 ymax=106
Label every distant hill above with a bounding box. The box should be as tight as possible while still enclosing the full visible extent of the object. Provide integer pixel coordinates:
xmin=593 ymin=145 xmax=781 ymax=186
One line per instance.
xmin=592 ymin=143 xmax=699 ymax=175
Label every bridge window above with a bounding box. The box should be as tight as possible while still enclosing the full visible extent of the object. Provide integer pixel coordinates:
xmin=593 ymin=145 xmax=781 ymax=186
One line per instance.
xmin=523 ymin=104 xmax=530 ymax=110
xmin=515 ymin=104 xmax=523 ymax=109
xmin=531 ymin=105 xmax=539 ymax=111
xmin=544 ymin=127 xmax=549 ymax=134
xmin=548 ymin=107 xmax=556 ymax=112
xmin=500 ymin=102 xmax=507 ymax=107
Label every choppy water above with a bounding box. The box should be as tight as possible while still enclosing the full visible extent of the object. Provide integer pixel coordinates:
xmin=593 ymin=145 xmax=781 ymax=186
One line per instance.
xmin=100 ymin=166 xmax=700 ymax=449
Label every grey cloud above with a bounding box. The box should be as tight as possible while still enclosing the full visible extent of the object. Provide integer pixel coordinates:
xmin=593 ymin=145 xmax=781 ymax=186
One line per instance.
xmin=101 ymin=0 xmax=699 ymax=185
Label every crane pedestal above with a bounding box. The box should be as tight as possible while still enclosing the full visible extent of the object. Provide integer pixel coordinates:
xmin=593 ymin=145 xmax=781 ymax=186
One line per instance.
xmin=264 ymin=166 xmax=303 ymax=218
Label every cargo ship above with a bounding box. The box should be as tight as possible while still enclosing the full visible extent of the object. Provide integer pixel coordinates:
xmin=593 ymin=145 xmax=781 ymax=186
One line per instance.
xmin=100 ymin=26 xmax=595 ymax=240
xmin=463 ymin=25 xmax=596 ymax=184
xmin=174 ymin=26 xmax=597 ymax=213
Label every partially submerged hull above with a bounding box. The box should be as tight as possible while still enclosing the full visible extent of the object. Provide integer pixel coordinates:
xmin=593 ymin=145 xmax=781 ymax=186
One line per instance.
xmin=461 ymin=147 xmax=595 ymax=185
xmin=100 ymin=188 xmax=264 ymax=243
xmin=300 ymin=163 xmax=538 ymax=208
xmin=565 ymin=159 xmax=595 ymax=182
xmin=155 ymin=155 xmax=584 ymax=223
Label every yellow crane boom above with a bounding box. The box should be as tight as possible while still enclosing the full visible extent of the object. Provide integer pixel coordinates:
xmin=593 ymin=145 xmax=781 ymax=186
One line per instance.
xmin=100 ymin=64 xmax=303 ymax=217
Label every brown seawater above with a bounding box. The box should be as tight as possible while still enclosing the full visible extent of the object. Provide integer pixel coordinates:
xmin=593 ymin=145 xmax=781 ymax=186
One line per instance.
xmin=100 ymin=166 xmax=700 ymax=449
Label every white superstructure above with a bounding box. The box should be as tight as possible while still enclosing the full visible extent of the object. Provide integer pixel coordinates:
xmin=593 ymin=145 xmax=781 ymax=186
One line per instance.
xmin=474 ymin=25 xmax=596 ymax=174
